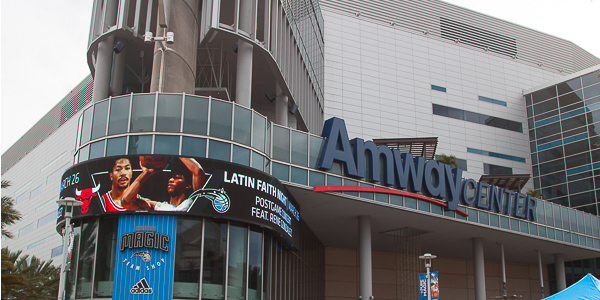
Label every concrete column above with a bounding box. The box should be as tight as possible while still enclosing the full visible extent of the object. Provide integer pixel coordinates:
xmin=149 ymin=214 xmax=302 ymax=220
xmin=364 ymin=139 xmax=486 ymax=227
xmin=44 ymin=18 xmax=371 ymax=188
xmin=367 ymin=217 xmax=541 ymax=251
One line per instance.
xmin=235 ymin=40 xmax=253 ymax=108
xmin=234 ymin=0 xmax=254 ymax=108
xmin=92 ymin=35 xmax=114 ymax=102
xmin=275 ymin=83 xmax=288 ymax=126
xmin=150 ymin=0 xmax=199 ymax=94
xmin=110 ymin=41 xmax=127 ymax=95
xmin=554 ymin=254 xmax=566 ymax=291
xmin=358 ymin=215 xmax=373 ymax=299
xmin=472 ymin=238 xmax=486 ymax=300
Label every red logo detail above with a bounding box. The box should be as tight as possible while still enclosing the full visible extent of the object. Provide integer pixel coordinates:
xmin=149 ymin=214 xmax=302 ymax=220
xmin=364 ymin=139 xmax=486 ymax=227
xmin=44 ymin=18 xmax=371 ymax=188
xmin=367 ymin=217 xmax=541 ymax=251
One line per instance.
xmin=75 ymin=184 xmax=100 ymax=214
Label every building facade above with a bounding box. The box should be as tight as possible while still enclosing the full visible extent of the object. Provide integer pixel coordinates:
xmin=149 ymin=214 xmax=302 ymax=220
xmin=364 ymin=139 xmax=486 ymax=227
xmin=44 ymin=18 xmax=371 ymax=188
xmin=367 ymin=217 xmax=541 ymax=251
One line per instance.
xmin=2 ymin=1 xmax=600 ymax=300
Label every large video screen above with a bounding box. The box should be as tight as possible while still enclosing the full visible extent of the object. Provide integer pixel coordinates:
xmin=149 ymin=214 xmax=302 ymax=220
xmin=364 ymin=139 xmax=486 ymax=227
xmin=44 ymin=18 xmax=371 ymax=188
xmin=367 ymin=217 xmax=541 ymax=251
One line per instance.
xmin=58 ymin=156 xmax=301 ymax=247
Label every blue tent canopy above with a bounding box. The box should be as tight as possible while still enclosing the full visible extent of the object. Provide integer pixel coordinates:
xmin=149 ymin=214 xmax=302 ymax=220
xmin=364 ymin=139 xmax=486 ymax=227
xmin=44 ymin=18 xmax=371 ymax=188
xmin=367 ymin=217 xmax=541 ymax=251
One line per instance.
xmin=544 ymin=274 xmax=600 ymax=300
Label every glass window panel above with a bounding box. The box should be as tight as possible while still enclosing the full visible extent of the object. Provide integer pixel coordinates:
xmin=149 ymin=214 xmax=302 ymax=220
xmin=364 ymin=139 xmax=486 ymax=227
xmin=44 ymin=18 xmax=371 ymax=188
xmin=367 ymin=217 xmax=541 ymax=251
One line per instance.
xmin=561 ymin=115 xmax=587 ymax=132
xmin=500 ymin=216 xmax=509 ymax=229
xmin=174 ymin=218 xmax=202 ymax=299
xmin=510 ymin=218 xmax=519 ymax=231
xmin=467 ymin=208 xmax=477 ymax=222
xmin=327 ymin=175 xmax=342 ymax=186
xmin=233 ymin=106 xmax=252 ymax=146
xmin=404 ymin=197 xmax=417 ymax=209
xmin=272 ymin=126 xmax=290 ymax=162
xmin=93 ymin=218 xmax=118 ymax=298
xmin=228 ymin=225 xmax=247 ymax=300
xmin=536 ymin=122 xmax=561 ymax=140
xmin=539 ymin=159 xmax=565 ymax=174
xmin=183 ymin=96 xmax=209 ymax=135
xmin=108 ymin=95 xmax=130 ymax=135
xmin=560 ymin=101 xmax=585 ymax=114
xmin=181 ymin=137 xmax=206 ymax=157
xmin=89 ymin=140 xmax=105 ymax=159
xmin=251 ymin=113 xmax=266 ymax=152
xmin=272 ymin=162 xmax=289 ymax=181
xmin=106 ymin=137 xmax=127 ymax=157
xmin=376 ymin=193 xmax=389 ymax=203
xmin=538 ymin=226 xmax=547 ymax=238
xmin=566 ymin=153 xmax=591 ymax=169
xmin=80 ymin=107 xmax=93 ymax=145
xmin=543 ymin=184 xmax=568 ymax=199
xmin=251 ymin=151 xmax=264 ymax=171
xmin=91 ymin=101 xmax=109 ymax=139
xmin=564 ymin=140 xmax=589 ymax=157
xmin=534 ymin=98 xmax=558 ymax=115
xmin=587 ymin=109 xmax=600 ymax=125
xmin=478 ymin=211 xmax=489 ymax=225
xmin=130 ymin=94 xmax=155 ymax=132
xmin=291 ymin=167 xmax=308 ymax=185
xmin=519 ymin=220 xmax=528 ymax=234
xmin=570 ymin=191 xmax=596 ymax=207
xmin=582 ymin=73 xmax=600 ymax=87
xmin=202 ymin=220 xmax=227 ymax=300
xmin=584 ymin=84 xmax=600 ymax=99
xmin=418 ymin=201 xmax=430 ymax=213
xmin=128 ymin=135 xmax=152 ymax=154
xmin=154 ymin=135 xmax=180 ymax=155
xmin=209 ymin=100 xmax=232 ymax=139
xmin=309 ymin=171 xmax=325 ymax=187
xmin=248 ymin=230 xmax=262 ymax=300
xmin=232 ymin=145 xmax=250 ymax=166
xmin=540 ymin=172 xmax=566 ymax=188
xmin=490 ymin=214 xmax=500 ymax=227
xmin=79 ymin=145 xmax=90 ymax=162
xmin=558 ymin=78 xmax=582 ymax=95
xmin=75 ymin=220 xmax=98 ymax=299
xmin=389 ymin=195 xmax=402 ymax=205
xmin=538 ymin=147 xmax=563 ymax=164
xmin=309 ymin=136 xmax=324 ymax=169
xmin=526 ymin=94 xmax=532 ymax=106
xmin=558 ymin=90 xmax=584 ymax=107
xmin=156 ymin=94 xmax=182 ymax=132
xmin=532 ymin=87 xmax=557 ymax=104
xmin=291 ymin=131 xmax=308 ymax=166
xmin=208 ymin=140 xmax=231 ymax=161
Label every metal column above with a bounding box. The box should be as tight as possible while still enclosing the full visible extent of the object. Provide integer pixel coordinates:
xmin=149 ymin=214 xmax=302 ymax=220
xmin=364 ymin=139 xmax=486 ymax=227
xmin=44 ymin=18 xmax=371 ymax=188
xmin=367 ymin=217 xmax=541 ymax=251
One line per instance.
xmin=275 ymin=83 xmax=288 ymax=126
xmin=472 ymin=238 xmax=486 ymax=300
xmin=359 ymin=215 xmax=373 ymax=299
xmin=554 ymin=253 xmax=566 ymax=291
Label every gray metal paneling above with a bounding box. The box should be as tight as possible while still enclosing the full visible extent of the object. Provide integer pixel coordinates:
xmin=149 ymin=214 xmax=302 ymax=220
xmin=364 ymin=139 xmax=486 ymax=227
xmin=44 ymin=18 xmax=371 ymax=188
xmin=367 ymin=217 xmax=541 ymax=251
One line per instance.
xmin=320 ymin=0 xmax=600 ymax=74
xmin=1 ymin=76 xmax=93 ymax=174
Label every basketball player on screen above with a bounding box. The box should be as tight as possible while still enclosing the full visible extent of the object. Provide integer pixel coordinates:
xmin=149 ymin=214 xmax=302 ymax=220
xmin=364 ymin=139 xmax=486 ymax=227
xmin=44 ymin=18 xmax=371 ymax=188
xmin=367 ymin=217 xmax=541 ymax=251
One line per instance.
xmin=121 ymin=156 xmax=207 ymax=211
xmin=101 ymin=157 xmax=149 ymax=211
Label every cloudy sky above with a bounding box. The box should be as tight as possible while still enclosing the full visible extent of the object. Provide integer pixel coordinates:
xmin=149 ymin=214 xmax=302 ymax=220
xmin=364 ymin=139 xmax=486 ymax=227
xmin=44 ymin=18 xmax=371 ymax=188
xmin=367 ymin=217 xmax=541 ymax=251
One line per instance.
xmin=1 ymin=0 xmax=599 ymax=153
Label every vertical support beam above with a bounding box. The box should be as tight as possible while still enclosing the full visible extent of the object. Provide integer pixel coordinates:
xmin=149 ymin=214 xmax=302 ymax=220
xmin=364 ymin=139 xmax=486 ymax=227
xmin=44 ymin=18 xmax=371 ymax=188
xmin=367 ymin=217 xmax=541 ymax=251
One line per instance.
xmin=150 ymin=0 xmax=199 ymax=94
xmin=554 ymin=253 xmax=566 ymax=291
xmin=111 ymin=41 xmax=127 ymax=95
xmin=92 ymin=35 xmax=115 ymax=102
xmin=275 ymin=83 xmax=288 ymax=126
xmin=235 ymin=0 xmax=254 ymax=108
xmin=472 ymin=238 xmax=486 ymax=300
xmin=358 ymin=215 xmax=372 ymax=300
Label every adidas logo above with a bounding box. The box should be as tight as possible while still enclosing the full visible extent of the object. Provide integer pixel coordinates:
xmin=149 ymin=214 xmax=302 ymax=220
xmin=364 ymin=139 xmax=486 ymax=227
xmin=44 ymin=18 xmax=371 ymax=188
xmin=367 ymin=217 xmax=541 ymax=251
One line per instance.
xmin=130 ymin=278 xmax=153 ymax=294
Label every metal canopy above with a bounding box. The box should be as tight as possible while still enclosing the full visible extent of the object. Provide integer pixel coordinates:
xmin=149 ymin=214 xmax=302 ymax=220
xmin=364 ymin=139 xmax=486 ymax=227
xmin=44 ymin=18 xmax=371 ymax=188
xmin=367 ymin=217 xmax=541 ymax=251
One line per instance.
xmin=373 ymin=137 xmax=438 ymax=160
xmin=479 ymin=174 xmax=530 ymax=193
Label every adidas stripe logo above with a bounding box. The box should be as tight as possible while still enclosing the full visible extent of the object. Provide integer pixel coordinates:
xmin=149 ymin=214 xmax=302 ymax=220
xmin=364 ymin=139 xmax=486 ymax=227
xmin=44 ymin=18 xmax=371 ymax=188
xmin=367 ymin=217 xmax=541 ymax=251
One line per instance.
xmin=130 ymin=278 xmax=153 ymax=294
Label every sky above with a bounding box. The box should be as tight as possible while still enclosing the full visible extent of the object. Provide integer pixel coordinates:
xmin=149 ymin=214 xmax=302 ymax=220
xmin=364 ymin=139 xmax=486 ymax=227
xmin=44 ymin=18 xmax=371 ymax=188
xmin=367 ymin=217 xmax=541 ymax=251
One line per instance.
xmin=1 ymin=0 xmax=599 ymax=154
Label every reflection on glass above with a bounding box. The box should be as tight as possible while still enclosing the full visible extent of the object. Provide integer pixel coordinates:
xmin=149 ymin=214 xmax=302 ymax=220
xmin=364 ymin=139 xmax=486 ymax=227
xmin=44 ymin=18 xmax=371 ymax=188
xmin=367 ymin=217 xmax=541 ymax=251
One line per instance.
xmin=183 ymin=96 xmax=209 ymax=135
xmin=232 ymin=145 xmax=250 ymax=166
xmin=208 ymin=140 xmax=230 ymax=161
xmin=128 ymin=135 xmax=152 ymax=154
xmin=93 ymin=218 xmax=118 ymax=298
xmin=174 ymin=219 xmax=203 ymax=299
xmin=202 ymin=220 xmax=227 ymax=300
xmin=291 ymin=131 xmax=308 ymax=166
xmin=108 ymin=96 xmax=130 ymax=135
xmin=251 ymin=151 xmax=264 ymax=171
xmin=248 ymin=230 xmax=262 ymax=300
xmin=228 ymin=225 xmax=248 ymax=300
xmin=209 ymin=100 xmax=232 ymax=139
xmin=106 ymin=137 xmax=127 ymax=157
xmin=272 ymin=126 xmax=290 ymax=162
xmin=309 ymin=136 xmax=324 ymax=168
xmin=252 ymin=113 xmax=266 ymax=152
xmin=80 ymin=107 xmax=93 ymax=145
xmin=91 ymin=101 xmax=109 ymax=139
xmin=89 ymin=140 xmax=105 ymax=159
xmin=182 ymin=137 xmax=206 ymax=157
xmin=233 ymin=106 xmax=251 ymax=146
xmin=156 ymin=94 xmax=182 ymax=132
xmin=130 ymin=94 xmax=155 ymax=132
xmin=154 ymin=135 xmax=180 ymax=155
xmin=75 ymin=220 xmax=98 ymax=299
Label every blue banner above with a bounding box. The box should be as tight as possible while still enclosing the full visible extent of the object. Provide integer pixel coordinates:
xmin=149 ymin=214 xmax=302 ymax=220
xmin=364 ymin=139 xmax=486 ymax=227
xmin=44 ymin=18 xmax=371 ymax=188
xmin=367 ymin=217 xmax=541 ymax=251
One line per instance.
xmin=113 ymin=214 xmax=176 ymax=299
xmin=419 ymin=272 xmax=439 ymax=300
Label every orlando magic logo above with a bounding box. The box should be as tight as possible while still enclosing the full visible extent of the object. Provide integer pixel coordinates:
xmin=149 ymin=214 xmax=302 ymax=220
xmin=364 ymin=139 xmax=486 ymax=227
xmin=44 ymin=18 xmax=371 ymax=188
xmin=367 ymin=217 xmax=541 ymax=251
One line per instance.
xmin=131 ymin=251 xmax=152 ymax=263
xmin=189 ymin=188 xmax=230 ymax=213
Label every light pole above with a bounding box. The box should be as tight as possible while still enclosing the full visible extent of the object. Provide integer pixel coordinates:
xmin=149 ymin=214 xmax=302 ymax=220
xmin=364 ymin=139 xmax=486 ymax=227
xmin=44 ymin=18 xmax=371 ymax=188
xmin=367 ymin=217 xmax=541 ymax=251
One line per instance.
xmin=419 ymin=253 xmax=437 ymax=300
xmin=56 ymin=197 xmax=83 ymax=300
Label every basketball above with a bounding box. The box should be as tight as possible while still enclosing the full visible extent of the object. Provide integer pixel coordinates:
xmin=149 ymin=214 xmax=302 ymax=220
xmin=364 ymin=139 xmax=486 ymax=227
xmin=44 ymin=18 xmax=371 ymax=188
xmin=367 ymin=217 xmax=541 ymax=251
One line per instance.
xmin=139 ymin=156 xmax=169 ymax=170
